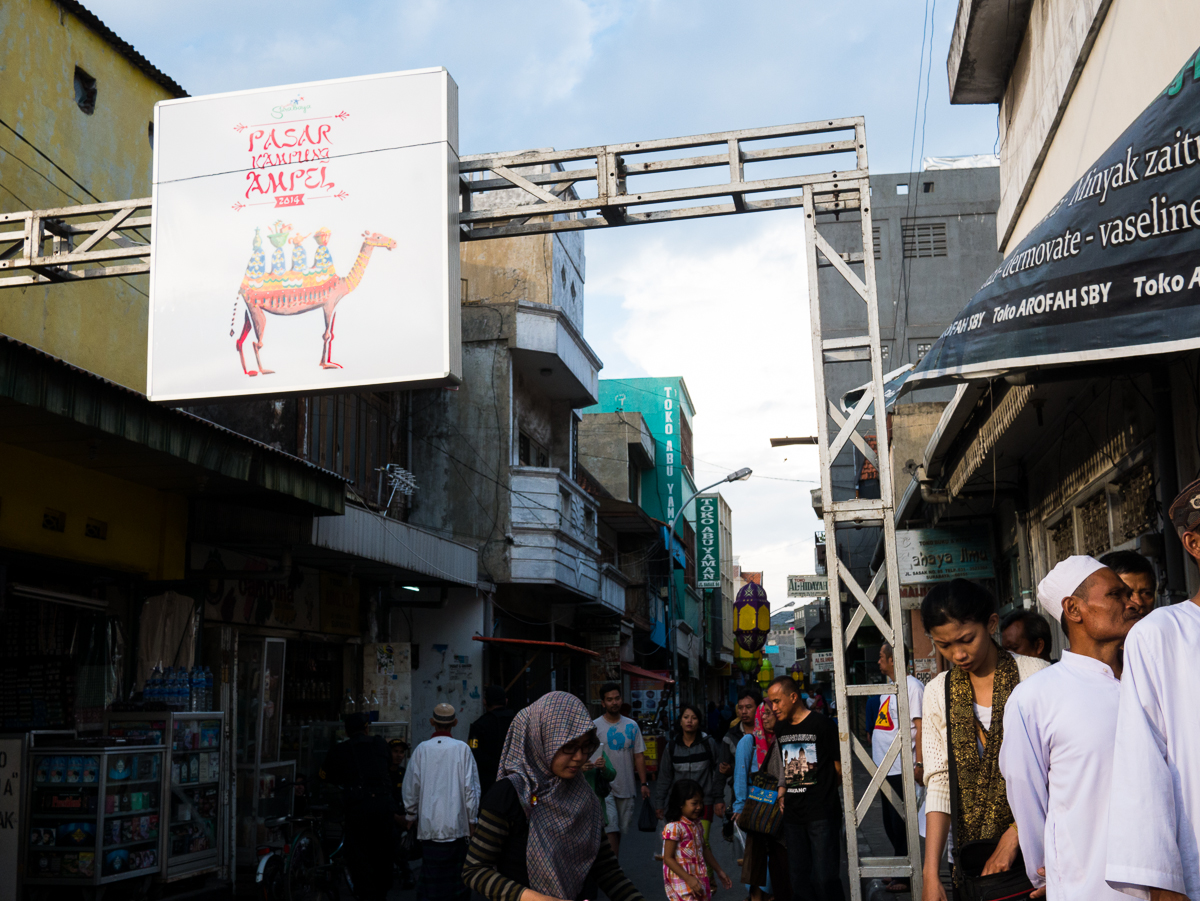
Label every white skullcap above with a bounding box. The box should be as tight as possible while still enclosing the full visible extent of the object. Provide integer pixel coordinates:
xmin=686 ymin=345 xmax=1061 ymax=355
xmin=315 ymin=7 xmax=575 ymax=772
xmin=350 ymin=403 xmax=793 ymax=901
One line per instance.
xmin=1036 ymin=555 xmax=1106 ymax=621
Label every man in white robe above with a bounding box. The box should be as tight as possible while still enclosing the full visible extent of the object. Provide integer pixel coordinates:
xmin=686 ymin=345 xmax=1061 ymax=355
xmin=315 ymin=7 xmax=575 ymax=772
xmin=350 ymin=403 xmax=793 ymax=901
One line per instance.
xmin=1000 ymin=555 xmax=1142 ymax=900
xmin=1106 ymin=476 xmax=1200 ymax=901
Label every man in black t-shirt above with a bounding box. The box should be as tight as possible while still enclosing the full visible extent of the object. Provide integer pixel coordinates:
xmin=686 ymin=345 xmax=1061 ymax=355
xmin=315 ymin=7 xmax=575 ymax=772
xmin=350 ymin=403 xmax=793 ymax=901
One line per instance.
xmin=767 ymin=675 xmax=843 ymax=901
xmin=468 ymin=686 xmax=515 ymax=796
xmin=320 ymin=713 xmax=396 ymax=900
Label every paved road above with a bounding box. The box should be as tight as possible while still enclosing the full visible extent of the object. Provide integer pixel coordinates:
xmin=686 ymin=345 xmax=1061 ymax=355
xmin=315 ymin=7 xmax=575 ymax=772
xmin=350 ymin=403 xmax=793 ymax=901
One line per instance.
xmin=388 ymin=759 xmax=951 ymax=901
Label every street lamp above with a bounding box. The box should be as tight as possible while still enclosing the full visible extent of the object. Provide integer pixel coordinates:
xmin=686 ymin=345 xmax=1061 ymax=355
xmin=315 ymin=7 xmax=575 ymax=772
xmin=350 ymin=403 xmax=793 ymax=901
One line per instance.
xmin=664 ymin=467 xmax=751 ymax=718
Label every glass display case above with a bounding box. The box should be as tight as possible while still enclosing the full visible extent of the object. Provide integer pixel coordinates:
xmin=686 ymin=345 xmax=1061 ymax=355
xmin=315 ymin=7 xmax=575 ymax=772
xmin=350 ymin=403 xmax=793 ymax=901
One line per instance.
xmin=24 ymin=740 xmax=164 ymax=887
xmin=235 ymin=637 xmax=294 ymax=865
xmin=105 ymin=711 xmax=228 ymax=882
xmin=237 ymin=637 xmax=285 ymax=770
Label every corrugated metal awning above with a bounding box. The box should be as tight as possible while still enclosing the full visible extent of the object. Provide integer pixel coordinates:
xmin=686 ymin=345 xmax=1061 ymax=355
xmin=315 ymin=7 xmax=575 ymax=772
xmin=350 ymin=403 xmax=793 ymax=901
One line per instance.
xmin=311 ymin=504 xmax=478 ymax=586
xmin=0 ymin=335 xmax=345 ymax=514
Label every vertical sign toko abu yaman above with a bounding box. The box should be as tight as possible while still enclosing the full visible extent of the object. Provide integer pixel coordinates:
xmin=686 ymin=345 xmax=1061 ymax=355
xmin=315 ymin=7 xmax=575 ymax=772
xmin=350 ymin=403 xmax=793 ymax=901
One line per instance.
xmin=147 ymin=68 xmax=461 ymax=402
xmin=696 ymin=495 xmax=720 ymax=589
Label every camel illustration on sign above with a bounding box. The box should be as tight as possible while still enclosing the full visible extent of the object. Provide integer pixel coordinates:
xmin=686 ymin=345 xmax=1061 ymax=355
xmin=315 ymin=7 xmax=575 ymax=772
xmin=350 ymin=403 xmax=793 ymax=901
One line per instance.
xmin=232 ymin=220 xmax=396 ymax=375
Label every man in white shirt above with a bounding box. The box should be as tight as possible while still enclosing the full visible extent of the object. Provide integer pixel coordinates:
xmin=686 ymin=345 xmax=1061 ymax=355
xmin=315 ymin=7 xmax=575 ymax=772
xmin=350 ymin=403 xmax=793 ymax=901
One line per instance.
xmin=873 ymin=642 xmax=923 ymax=892
xmin=1106 ymin=477 xmax=1200 ymax=901
xmin=1001 ymin=555 xmax=1142 ymax=900
xmin=592 ymin=682 xmax=650 ymax=857
xmin=403 ymin=703 xmax=481 ymax=901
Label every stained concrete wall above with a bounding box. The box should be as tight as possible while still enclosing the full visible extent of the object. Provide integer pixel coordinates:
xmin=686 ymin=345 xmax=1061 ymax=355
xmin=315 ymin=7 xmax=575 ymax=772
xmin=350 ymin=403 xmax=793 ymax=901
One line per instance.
xmin=409 ymin=310 xmax=513 ymax=583
xmin=396 ymin=586 xmax=487 ymax=747
xmin=0 ymin=0 xmax=184 ymax=389
xmin=578 ymin=411 xmax=654 ymax=502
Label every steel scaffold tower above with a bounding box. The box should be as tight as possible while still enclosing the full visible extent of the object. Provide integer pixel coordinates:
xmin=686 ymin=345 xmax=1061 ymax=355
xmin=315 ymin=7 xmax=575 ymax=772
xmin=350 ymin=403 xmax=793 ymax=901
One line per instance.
xmin=0 ymin=116 xmax=919 ymax=897
xmin=802 ymin=142 xmax=923 ymax=899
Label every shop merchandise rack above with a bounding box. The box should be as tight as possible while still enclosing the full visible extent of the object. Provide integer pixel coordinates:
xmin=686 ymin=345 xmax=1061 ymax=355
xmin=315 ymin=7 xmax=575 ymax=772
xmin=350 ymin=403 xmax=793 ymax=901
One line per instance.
xmin=105 ymin=711 xmax=228 ymax=881
xmin=24 ymin=739 xmax=165 ymax=887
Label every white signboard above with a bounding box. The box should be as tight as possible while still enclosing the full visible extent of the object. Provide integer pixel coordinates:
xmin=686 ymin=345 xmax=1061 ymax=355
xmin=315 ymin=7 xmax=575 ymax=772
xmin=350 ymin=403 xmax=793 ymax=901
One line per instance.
xmin=788 ymin=574 xmax=829 ymax=597
xmin=811 ymin=650 xmax=834 ymax=673
xmin=0 ymin=738 xmax=22 ymax=901
xmin=148 ymin=68 xmax=461 ymax=402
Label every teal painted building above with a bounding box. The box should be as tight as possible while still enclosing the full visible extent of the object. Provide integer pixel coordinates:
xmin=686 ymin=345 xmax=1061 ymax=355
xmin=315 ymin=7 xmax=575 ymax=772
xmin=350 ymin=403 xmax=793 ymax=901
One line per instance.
xmin=586 ymin=377 xmax=701 ymax=645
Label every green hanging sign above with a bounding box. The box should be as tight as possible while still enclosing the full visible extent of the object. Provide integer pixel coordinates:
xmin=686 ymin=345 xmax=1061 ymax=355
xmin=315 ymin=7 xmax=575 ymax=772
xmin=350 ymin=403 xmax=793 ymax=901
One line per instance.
xmin=696 ymin=495 xmax=720 ymax=589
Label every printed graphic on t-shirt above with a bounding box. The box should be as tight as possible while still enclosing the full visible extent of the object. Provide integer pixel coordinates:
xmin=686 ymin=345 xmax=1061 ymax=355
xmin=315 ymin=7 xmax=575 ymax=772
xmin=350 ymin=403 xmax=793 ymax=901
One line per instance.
xmin=874 ymin=697 xmax=895 ymax=731
xmin=605 ymin=723 xmax=638 ymax=751
xmin=781 ymin=739 xmax=818 ymax=791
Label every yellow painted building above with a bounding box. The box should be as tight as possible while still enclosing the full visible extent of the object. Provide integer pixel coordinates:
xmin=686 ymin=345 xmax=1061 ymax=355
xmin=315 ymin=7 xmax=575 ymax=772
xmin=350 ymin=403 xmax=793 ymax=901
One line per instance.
xmin=0 ymin=0 xmax=186 ymax=390
xmin=0 ymin=441 xmax=187 ymax=580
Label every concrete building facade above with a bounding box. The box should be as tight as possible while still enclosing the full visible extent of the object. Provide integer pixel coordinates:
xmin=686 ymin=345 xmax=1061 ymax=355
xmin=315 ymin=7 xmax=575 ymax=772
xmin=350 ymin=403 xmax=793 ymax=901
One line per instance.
xmin=886 ymin=1 xmax=1200 ymax=670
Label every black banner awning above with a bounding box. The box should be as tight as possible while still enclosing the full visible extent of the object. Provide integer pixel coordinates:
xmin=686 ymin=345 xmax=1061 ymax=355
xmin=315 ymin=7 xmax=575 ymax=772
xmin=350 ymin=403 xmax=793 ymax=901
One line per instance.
xmin=905 ymin=45 xmax=1200 ymax=390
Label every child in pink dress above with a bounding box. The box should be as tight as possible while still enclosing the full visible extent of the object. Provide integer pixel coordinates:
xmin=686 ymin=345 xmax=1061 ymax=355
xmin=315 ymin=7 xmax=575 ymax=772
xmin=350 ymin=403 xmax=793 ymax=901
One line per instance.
xmin=662 ymin=779 xmax=732 ymax=901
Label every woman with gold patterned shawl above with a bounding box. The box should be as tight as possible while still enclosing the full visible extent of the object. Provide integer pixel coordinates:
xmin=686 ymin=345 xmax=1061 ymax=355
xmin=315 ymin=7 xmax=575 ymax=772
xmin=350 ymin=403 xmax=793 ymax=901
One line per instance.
xmin=917 ymin=579 xmax=1049 ymax=901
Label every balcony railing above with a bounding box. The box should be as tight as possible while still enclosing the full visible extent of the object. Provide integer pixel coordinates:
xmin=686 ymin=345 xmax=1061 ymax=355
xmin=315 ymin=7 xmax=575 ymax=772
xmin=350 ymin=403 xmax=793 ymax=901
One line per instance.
xmin=510 ymin=466 xmax=600 ymax=597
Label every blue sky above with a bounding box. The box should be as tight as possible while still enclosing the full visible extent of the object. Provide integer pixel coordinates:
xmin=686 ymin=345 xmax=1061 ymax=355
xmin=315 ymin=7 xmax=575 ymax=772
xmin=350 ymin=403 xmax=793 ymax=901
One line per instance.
xmin=91 ymin=0 xmax=999 ymax=605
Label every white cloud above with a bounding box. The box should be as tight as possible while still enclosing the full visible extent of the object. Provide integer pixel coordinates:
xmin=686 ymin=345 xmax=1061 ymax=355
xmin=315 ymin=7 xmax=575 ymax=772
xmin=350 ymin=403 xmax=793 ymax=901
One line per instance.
xmin=588 ymin=215 xmax=825 ymax=607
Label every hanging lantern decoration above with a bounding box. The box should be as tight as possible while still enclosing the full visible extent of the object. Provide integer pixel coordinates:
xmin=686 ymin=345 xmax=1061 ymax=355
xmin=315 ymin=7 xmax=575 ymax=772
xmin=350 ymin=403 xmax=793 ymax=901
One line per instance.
xmin=789 ymin=660 xmax=806 ymax=686
xmin=756 ymin=655 xmax=775 ymax=689
xmin=734 ymin=582 xmax=771 ymax=653
xmin=734 ymin=643 xmax=761 ymax=674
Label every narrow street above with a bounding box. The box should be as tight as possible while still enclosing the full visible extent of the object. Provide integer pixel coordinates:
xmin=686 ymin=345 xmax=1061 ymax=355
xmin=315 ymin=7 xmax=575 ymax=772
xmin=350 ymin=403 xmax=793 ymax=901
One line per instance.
xmin=4 ymin=2 xmax=1200 ymax=899
xmin=389 ymin=757 xmax=956 ymax=901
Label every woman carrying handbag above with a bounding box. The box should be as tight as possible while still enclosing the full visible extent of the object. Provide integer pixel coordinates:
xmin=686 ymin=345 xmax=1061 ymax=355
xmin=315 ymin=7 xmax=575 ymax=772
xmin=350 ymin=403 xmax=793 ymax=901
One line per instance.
xmin=732 ymin=704 xmax=790 ymax=901
xmin=919 ymin=580 xmax=1049 ymax=901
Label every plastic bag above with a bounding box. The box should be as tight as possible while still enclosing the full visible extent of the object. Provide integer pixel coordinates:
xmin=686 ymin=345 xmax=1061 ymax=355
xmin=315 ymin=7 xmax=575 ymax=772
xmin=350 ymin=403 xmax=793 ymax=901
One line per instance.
xmin=637 ymin=797 xmax=657 ymax=832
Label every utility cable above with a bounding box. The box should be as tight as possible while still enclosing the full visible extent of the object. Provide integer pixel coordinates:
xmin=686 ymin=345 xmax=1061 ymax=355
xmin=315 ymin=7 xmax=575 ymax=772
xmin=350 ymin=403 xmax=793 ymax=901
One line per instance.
xmin=0 ymin=124 xmax=150 ymax=298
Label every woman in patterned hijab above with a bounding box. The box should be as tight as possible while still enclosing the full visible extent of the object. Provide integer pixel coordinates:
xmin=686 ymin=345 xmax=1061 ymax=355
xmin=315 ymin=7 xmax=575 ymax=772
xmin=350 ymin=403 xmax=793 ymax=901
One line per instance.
xmin=494 ymin=692 xmax=604 ymax=899
xmin=464 ymin=691 xmax=644 ymax=901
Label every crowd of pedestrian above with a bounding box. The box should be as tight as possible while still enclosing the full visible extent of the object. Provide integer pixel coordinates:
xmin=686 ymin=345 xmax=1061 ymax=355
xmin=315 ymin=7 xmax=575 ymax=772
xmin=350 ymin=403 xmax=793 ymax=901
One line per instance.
xmin=315 ymin=479 xmax=1200 ymax=901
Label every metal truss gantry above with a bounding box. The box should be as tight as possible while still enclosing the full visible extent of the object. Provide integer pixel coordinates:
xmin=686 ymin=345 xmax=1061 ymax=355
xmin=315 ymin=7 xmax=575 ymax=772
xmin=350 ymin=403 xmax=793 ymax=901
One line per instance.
xmin=0 ymin=198 xmax=151 ymax=287
xmin=0 ymin=117 xmax=918 ymax=897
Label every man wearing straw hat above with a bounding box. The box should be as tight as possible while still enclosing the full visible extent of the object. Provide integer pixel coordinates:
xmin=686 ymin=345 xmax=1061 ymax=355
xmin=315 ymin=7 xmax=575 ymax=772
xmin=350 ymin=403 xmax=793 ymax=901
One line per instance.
xmin=404 ymin=703 xmax=481 ymax=901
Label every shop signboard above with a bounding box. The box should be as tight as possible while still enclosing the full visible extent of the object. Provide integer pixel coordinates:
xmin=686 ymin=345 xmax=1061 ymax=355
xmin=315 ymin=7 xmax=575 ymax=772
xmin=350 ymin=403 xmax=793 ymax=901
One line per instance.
xmin=320 ymin=573 xmax=361 ymax=635
xmin=788 ymin=574 xmax=829 ymax=597
xmin=195 ymin=545 xmax=321 ymax=631
xmin=148 ymin=68 xmax=461 ymax=402
xmin=0 ymin=737 xmax=21 ymax=901
xmin=905 ymin=47 xmax=1200 ymax=390
xmin=899 ymin=583 xmax=930 ymax=610
xmin=896 ymin=527 xmax=994 ymax=585
xmin=811 ymin=650 xmax=835 ymax=673
xmin=629 ymin=670 xmax=670 ymax=720
xmin=696 ymin=495 xmax=720 ymax=588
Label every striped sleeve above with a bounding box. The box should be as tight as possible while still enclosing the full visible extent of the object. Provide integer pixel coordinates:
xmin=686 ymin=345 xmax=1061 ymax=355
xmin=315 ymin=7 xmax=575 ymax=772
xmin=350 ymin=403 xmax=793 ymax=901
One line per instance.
xmin=462 ymin=808 xmax=524 ymax=901
xmin=588 ymin=839 xmax=644 ymax=901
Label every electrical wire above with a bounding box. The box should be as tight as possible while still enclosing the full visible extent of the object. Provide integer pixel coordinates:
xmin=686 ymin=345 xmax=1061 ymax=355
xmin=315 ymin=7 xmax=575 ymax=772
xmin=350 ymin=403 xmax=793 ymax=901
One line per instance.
xmin=0 ymin=116 xmax=105 ymax=204
xmin=0 ymin=124 xmax=150 ymax=298
xmin=894 ymin=0 xmax=938 ymax=367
